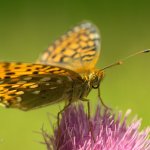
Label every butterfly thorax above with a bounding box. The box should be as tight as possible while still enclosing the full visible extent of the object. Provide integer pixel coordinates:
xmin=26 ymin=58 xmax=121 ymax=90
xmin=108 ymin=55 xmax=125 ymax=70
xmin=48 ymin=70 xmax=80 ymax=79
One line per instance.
xmin=79 ymin=69 xmax=104 ymax=97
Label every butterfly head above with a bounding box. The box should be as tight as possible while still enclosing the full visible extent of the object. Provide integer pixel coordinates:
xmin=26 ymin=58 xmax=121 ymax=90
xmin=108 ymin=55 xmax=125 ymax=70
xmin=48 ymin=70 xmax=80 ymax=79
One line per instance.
xmin=88 ymin=70 xmax=104 ymax=89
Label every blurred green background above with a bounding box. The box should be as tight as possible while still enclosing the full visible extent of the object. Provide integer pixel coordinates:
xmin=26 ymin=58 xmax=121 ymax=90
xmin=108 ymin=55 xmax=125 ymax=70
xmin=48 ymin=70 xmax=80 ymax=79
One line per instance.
xmin=0 ymin=0 xmax=150 ymax=150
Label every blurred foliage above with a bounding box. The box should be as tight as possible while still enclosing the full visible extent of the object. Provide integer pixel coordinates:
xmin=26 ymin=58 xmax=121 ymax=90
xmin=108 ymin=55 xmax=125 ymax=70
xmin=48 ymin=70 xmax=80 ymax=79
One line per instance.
xmin=0 ymin=0 xmax=149 ymax=150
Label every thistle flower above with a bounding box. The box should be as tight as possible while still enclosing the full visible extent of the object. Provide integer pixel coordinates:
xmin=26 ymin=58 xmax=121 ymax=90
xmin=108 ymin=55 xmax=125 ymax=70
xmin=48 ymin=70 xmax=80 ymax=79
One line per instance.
xmin=42 ymin=104 xmax=150 ymax=150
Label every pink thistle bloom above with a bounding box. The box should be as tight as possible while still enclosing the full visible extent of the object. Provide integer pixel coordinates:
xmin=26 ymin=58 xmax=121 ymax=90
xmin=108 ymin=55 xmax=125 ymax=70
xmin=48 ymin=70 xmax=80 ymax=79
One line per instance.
xmin=42 ymin=104 xmax=150 ymax=150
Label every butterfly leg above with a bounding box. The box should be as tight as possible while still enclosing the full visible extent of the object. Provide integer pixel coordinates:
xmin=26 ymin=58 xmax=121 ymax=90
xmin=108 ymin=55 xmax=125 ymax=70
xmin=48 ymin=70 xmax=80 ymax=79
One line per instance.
xmin=80 ymin=98 xmax=90 ymax=119
xmin=80 ymin=98 xmax=95 ymax=143
xmin=56 ymin=101 xmax=72 ymax=149
xmin=57 ymin=101 xmax=72 ymax=128
xmin=98 ymin=86 xmax=112 ymax=110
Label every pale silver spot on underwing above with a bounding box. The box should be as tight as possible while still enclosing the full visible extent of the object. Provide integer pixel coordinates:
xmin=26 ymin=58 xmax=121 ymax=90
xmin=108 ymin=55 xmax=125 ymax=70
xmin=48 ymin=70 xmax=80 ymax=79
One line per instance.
xmin=3 ymin=101 xmax=9 ymax=106
xmin=32 ymin=90 xmax=40 ymax=94
xmin=67 ymin=76 xmax=72 ymax=81
xmin=49 ymin=87 xmax=57 ymax=90
xmin=23 ymin=76 xmax=32 ymax=81
xmin=40 ymin=77 xmax=51 ymax=82
xmin=56 ymin=79 xmax=62 ymax=84
xmin=0 ymin=103 xmax=6 ymax=107
xmin=16 ymin=97 xmax=22 ymax=102
xmin=45 ymin=83 xmax=50 ymax=86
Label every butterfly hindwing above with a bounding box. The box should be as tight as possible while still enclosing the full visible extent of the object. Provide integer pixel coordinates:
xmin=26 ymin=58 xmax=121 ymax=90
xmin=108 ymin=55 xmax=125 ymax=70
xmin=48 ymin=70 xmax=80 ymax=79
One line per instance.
xmin=37 ymin=22 xmax=101 ymax=73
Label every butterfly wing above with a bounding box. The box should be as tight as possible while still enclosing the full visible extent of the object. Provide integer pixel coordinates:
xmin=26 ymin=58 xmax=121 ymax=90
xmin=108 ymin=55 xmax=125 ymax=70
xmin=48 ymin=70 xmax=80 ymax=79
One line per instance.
xmin=0 ymin=62 xmax=83 ymax=110
xmin=37 ymin=22 xmax=101 ymax=73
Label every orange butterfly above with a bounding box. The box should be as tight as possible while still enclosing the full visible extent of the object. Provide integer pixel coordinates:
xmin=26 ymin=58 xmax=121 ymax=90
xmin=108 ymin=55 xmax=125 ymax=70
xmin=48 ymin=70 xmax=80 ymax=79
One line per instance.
xmin=0 ymin=22 xmax=103 ymax=114
xmin=0 ymin=22 xmax=149 ymax=121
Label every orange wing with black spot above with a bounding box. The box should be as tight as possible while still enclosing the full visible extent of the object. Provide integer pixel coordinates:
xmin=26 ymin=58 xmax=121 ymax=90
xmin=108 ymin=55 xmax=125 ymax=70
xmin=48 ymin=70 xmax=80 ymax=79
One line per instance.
xmin=0 ymin=62 xmax=83 ymax=110
xmin=37 ymin=22 xmax=101 ymax=73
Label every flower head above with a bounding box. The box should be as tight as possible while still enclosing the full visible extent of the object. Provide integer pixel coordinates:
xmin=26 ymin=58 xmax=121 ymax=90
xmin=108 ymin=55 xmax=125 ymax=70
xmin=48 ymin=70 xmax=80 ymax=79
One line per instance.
xmin=42 ymin=104 xmax=150 ymax=150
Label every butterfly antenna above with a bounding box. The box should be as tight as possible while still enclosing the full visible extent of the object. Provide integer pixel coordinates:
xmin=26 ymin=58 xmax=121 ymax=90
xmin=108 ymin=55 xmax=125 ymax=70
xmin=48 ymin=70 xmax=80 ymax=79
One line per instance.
xmin=101 ymin=49 xmax=150 ymax=71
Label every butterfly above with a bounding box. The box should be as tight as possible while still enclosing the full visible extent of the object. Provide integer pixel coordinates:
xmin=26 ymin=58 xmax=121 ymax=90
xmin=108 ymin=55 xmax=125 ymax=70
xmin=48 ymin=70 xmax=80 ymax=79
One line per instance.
xmin=0 ymin=22 xmax=104 ymax=114
xmin=0 ymin=22 xmax=149 ymax=115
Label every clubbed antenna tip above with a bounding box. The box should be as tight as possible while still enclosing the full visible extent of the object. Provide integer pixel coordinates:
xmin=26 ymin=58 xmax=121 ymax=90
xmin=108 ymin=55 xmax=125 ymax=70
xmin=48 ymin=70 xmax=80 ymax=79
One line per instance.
xmin=101 ymin=49 xmax=150 ymax=71
xmin=143 ymin=49 xmax=150 ymax=53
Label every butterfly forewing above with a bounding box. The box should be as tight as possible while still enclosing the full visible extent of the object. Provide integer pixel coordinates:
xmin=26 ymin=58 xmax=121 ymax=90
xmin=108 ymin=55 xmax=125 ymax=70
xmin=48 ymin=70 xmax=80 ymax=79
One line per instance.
xmin=0 ymin=62 xmax=83 ymax=110
xmin=0 ymin=22 xmax=100 ymax=110
xmin=37 ymin=22 xmax=101 ymax=73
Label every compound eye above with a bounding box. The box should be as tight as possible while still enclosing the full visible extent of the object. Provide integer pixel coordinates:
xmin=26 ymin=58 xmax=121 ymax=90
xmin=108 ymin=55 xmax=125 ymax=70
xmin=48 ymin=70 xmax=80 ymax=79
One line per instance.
xmin=92 ymin=78 xmax=100 ymax=89
xmin=92 ymin=83 xmax=99 ymax=89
